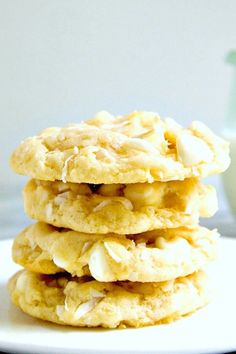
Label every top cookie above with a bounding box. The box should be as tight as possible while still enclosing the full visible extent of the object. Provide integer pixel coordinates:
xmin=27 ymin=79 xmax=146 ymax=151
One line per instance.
xmin=10 ymin=111 xmax=230 ymax=184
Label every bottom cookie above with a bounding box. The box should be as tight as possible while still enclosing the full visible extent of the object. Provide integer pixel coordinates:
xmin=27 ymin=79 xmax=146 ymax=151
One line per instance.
xmin=8 ymin=270 xmax=212 ymax=328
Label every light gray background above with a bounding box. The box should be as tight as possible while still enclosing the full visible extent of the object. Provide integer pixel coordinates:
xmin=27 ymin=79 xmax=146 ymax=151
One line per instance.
xmin=0 ymin=0 xmax=235 ymax=237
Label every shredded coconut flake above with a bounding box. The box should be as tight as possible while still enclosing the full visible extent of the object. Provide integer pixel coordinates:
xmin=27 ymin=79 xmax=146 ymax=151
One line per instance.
xmin=184 ymin=200 xmax=195 ymax=214
xmin=54 ymin=191 xmax=70 ymax=205
xmin=89 ymin=245 xmax=111 ymax=281
xmin=119 ymin=199 xmax=133 ymax=210
xmin=28 ymin=237 xmax=37 ymax=250
xmin=45 ymin=203 xmax=53 ymax=219
xmin=104 ymin=242 xmax=122 ymax=263
xmin=96 ymin=148 xmax=115 ymax=162
xmin=61 ymin=155 xmax=74 ymax=183
xmin=73 ymin=146 xmax=79 ymax=154
xmin=57 ymin=183 xmax=70 ymax=193
xmin=93 ymin=199 xmax=133 ymax=212
xmin=56 ymin=305 xmax=65 ymax=320
xmin=125 ymin=138 xmax=157 ymax=152
xmin=84 ymin=146 xmax=100 ymax=153
xmin=74 ymin=298 xmax=99 ymax=320
xmin=61 ymin=146 xmax=79 ymax=183
xmin=64 ymin=299 xmax=69 ymax=312
xmin=93 ymin=200 xmax=111 ymax=212
xmin=16 ymin=272 xmax=28 ymax=291
xmin=90 ymin=289 xmax=105 ymax=298
xmin=81 ymin=241 xmax=92 ymax=254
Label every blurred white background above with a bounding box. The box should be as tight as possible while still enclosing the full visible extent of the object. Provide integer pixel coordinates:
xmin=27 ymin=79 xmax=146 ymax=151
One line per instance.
xmin=0 ymin=0 xmax=235 ymax=236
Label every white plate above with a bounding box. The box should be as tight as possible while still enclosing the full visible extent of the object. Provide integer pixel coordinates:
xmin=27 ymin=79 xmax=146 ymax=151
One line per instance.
xmin=0 ymin=238 xmax=236 ymax=354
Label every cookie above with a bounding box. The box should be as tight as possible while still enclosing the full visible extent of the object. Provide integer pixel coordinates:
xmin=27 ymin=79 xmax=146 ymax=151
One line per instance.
xmin=23 ymin=178 xmax=218 ymax=234
xmin=10 ymin=111 xmax=230 ymax=184
xmin=8 ymin=269 xmax=212 ymax=328
xmin=12 ymin=222 xmax=218 ymax=282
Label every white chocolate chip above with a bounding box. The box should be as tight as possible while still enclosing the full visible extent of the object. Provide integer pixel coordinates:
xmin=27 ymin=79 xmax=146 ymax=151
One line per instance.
xmin=155 ymin=236 xmax=190 ymax=252
xmin=155 ymin=236 xmax=168 ymax=249
xmin=137 ymin=242 xmax=146 ymax=248
xmin=52 ymin=255 xmax=68 ymax=269
xmin=124 ymin=182 xmax=165 ymax=208
xmin=140 ymin=249 xmax=150 ymax=261
xmin=98 ymin=184 xmax=123 ymax=197
xmin=176 ymin=133 xmax=213 ymax=166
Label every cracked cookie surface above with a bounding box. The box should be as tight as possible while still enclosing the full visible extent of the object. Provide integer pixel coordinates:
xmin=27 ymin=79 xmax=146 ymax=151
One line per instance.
xmin=10 ymin=111 xmax=230 ymax=184
xmin=12 ymin=222 xmax=218 ymax=282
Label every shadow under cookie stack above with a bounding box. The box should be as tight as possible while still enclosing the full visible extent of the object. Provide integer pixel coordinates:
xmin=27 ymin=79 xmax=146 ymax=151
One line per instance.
xmin=9 ymin=112 xmax=230 ymax=328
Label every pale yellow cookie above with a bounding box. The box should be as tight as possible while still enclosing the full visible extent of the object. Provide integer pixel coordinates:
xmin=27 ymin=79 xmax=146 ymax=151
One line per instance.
xmin=12 ymin=222 xmax=218 ymax=282
xmin=10 ymin=111 xmax=230 ymax=184
xmin=8 ymin=270 xmax=212 ymax=328
xmin=23 ymin=178 xmax=217 ymax=234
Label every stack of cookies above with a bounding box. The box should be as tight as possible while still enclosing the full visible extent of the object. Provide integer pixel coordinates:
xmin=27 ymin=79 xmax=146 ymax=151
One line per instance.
xmin=8 ymin=112 xmax=230 ymax=328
